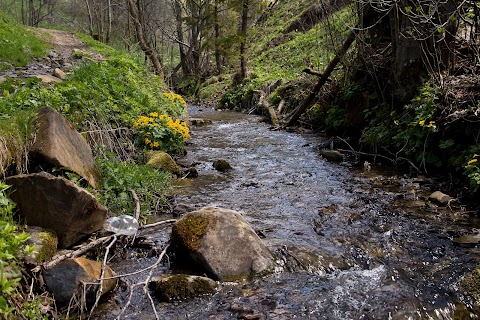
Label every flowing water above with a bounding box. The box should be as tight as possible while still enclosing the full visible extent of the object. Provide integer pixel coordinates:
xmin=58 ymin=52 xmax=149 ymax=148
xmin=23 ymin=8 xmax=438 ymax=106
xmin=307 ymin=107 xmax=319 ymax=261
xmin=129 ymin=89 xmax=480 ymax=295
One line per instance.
xmin=97 ymin=106 xmax=480 ymax=319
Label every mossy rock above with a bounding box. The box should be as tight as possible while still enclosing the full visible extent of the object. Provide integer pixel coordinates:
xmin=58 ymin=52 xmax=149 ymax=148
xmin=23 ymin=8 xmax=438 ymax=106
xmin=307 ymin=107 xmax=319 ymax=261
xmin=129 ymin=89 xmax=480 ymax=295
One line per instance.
xmin=171 ymin=212 xmax=214 ymax=252
xmin=24 ymin=226 xmax=58 ymax=264
xmin=461 ymin=266 xmax=480 ymax=303
xmin=146 ymin=151 xmax=182 ymax=176
xmin=151 ymin=274 xmax=217 ymax=302
xmin=213 ymin=159 xmax=232 ymax=172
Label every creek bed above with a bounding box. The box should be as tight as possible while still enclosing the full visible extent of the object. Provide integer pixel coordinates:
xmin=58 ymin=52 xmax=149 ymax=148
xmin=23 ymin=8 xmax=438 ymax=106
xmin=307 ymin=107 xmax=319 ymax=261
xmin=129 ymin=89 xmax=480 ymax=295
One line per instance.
xmin=96 ymin=106 xmax=480 ymax=319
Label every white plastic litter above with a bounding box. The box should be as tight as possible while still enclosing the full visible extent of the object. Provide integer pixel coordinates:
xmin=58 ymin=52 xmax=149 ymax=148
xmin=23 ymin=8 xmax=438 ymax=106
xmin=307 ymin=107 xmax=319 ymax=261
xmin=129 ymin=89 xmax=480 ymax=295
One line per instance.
xmin=103 ymin=215 xmax=139 ymax=236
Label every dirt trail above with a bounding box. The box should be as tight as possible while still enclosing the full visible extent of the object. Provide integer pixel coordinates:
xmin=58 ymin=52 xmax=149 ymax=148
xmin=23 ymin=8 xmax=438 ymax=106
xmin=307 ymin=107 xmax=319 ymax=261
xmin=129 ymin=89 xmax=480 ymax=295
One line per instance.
xmin=0 ymin=28 xmax=102 ymax=82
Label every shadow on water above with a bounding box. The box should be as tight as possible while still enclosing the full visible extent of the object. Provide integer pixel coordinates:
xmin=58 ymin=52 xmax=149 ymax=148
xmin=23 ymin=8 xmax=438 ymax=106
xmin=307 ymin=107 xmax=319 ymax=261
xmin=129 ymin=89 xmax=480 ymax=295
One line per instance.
xmin=96 ymin=106 xmax=480 ymax=319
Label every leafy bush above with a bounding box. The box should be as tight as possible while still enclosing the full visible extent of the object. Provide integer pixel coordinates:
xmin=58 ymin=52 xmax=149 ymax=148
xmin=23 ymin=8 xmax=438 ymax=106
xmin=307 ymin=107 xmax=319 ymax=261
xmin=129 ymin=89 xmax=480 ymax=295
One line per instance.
xmin=0 ymin=182 xmax=34 ymax=316
xmin=96 ymin=155 xmax=172 ymax=221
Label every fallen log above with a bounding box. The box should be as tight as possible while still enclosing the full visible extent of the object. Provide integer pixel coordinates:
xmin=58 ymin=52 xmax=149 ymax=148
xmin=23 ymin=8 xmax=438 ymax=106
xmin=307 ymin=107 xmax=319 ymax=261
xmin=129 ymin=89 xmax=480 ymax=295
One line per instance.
xmin=285 ymin=28 xmax=357 ymax=127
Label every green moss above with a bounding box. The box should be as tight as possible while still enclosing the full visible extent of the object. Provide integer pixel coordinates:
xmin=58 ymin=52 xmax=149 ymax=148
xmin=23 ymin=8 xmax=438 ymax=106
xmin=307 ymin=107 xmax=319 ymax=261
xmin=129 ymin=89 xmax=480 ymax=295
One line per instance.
xmin=172 ymin=213 xmax=213 ymax=251
xmin=461 ymin=266 xmax=480 ymax=303
xmin=154 ymin=274 xmax=216 ymax=302
xmin=146 ymin=151 xmax=182 ymax=176
xmin=37 ymin=231 xmax=58 ymax=262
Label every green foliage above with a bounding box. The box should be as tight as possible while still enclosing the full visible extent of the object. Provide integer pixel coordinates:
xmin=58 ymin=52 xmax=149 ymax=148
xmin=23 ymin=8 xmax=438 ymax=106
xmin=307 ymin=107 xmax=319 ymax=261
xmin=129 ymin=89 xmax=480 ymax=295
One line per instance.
xmin=0 ymin=183 xmax=30 ymax=316
xmin=96 ymin=155 xmax=172 ymax=221
xmin=0 ymin=13 xmax=50 ymax=70
xmin=464 ymin=150 xmax=480 ymax=192
xmin=0 ymin=54 xmax=187 ymax=160
xmin=216 ymin=3 xmax=354 ymax=110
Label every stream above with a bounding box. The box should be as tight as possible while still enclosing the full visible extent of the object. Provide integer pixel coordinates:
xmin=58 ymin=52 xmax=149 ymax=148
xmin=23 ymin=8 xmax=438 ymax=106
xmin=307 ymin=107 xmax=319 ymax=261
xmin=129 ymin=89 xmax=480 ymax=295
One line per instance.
xmin=97 ymin=106 xmax=480 ymax=319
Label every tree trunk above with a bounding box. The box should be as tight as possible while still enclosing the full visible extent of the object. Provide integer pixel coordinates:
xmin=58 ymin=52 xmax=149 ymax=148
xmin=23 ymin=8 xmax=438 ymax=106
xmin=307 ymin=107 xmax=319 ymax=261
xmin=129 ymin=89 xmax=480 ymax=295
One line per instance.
xmin=214 ymin=0 xmax=222 ymax=73
xmin=239 ymin=0 xmax=249 ymax=80
xmin=127 ymin=0 xmax=164 ymax=78
xmin=84 ymin=0 xmax=95 ymax=37
xmin=173 ymin=0 xmax=189 ymax=76
xmin=106 ymin=0 xmax=112 ymax=43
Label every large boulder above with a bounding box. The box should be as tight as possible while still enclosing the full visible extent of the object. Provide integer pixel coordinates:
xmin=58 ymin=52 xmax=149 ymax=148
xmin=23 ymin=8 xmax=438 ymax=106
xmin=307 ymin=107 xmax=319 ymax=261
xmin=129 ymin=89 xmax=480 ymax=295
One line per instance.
xmin=146 ymin=151 xmax=182 ymax=176
xmin=43 ymin=257 xmax=117 ymax=308
xmin=170 ymin=207 xmax=274 ymax=281
xmin=213 ymin=159 xmax=232 ymax=172
xmin=6 ymin=172 xmax=107 ymax=248
xmin=30 ymin=107 xmax=101 ymax=189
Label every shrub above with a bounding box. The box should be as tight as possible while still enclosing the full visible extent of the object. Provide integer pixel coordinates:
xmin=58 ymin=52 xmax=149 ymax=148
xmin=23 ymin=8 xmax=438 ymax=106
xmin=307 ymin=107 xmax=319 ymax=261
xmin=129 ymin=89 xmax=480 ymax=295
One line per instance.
xmin=133 ymin=111 xmax=190 ymax=154
xmin=0 ymin=182 xmax=34 ymax=316
xmin=95 ymin=156 xmax=172 ymax=221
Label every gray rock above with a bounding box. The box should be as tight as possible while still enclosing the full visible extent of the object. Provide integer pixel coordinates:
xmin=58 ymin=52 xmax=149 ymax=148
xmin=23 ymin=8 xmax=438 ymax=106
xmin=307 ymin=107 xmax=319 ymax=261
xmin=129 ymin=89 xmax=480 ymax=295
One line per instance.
xmin=428 ymin=191 xmax=452 ymax=205
xmin=43 ymin=257 xmax=117 ymax=307
xmin=213 ymin=159 xmax=232 ymax=172
xmin=6 ymin=172 xmax=107 ymax=248
xmin=319 ymin=149 xmax=343 ymax=162
xmin=170 ymin=207 xmax=274 ymax=281
xmin=34 ymin=74 xmax=62 ymax=83
xmin=30 ymin=107 xmax=101 ymax=189
xmin=189 ymin=118 xmax=212 ymax=127
xmin=53 ymin=68 xmax=66 ymax=80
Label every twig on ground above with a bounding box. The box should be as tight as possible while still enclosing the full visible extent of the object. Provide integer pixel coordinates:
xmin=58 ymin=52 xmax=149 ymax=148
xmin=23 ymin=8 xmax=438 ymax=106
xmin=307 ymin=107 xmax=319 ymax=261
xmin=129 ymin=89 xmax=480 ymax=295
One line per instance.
xmin=140 ymin=219 xmax=177 ymax=230
xmin=89 ymin=235 xmax=117 ymax=317
xmin=41 ymin=236 xmax=113 ymax=270
xmin=130 ymin=190 xmax=141 ymax=221
xmin=116 ymin=245 xmax=169 ymax=320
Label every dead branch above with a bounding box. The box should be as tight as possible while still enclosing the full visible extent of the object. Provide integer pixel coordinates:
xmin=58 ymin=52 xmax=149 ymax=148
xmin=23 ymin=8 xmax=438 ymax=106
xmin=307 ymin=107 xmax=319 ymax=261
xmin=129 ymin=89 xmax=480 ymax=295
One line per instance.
xmin=130 ymin=189 xmax=141 ymax=221
xmin=139 ymin=219 xmax=177 ymax=230
xmin=117 ymin=245 xmax=169 ymax=320
xmin=41 ymin=235 xmax=113 ymax=270
xmin=285 ymin=28 xmax=357 ymax=127
xmin=89 ymin=235 xmax=117 ymax=317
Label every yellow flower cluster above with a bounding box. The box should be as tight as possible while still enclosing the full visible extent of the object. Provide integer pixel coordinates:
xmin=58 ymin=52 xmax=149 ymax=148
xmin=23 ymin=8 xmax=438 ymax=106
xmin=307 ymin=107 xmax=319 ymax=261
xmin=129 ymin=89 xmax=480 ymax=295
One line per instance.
xmin=133 ymin=112 xmax=190 ymax=150
xmin=164 ymin=92 xmax=187 ymax=108
xmin=165 ymin=117 xmax=190 ymax=141
xmin=465 ymin=154 xmax=479 ymax=169
xmin=418 ymin=120 xmax=435 ymax=128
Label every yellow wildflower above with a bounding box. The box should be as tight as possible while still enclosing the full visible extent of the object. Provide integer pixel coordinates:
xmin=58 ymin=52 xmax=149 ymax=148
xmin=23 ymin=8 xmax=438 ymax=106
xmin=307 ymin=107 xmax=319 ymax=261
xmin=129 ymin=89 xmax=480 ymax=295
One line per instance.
xmin=152 ymin=141 xmax=159 ymax=148
xmin=150 ymin=112 xmax=158 ymax=117
xmin=145 ymin=138 xmax=151 ymax=144
xmin=418 ymin=120 xmax=425 ymax=126
xmin=427 ymin=121 xmax=435 ymax=128
xmin=467 ymin=159 xmax=478 ymax=165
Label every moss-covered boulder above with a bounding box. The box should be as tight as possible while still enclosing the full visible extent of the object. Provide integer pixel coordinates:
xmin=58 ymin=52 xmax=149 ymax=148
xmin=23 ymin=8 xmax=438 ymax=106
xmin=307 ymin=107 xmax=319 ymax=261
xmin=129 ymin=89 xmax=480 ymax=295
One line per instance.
xmin=460 ymin=266 xmax=480 ymax=304
xmin=150 ymin=274 xmax=217 ymax=302
xmin=170 ymin=207 xmax=274 ymax=281
xmin=213 ymin=159 xmax=232 ymax=172
xmin=146 ymin=151 xmax=182 ymax=176
xmin=24 ymin=226 xmax=58 ymax=264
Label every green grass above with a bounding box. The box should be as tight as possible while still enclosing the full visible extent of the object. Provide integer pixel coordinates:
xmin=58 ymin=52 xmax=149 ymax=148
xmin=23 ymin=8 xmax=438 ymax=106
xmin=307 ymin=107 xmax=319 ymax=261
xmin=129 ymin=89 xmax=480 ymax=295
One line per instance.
xmin=0 ymin=14 xmax=50 ymax=70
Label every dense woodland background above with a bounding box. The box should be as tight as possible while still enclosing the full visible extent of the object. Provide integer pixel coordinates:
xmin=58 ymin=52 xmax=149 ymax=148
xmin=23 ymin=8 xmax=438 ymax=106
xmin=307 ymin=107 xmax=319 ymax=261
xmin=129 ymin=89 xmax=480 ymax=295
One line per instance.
xmin=1 ymin=0 xmax=480 ymax=317
xmin=1 ymin=0 xmax=479 ymax=191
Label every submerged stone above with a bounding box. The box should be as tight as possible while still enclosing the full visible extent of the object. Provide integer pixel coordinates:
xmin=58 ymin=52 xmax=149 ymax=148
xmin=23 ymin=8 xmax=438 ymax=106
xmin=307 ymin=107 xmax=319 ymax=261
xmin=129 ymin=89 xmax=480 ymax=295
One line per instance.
xmin=213 ymin=159 xmax=232 ymax=172
xmin=150 ymin=274 xmax=217 ymax=302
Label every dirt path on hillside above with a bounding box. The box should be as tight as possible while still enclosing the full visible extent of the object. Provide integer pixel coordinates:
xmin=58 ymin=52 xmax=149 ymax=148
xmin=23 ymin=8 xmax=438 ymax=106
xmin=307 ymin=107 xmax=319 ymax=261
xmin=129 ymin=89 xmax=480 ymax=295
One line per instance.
xmin=0 ymin=28 xmax=103 ymax=82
